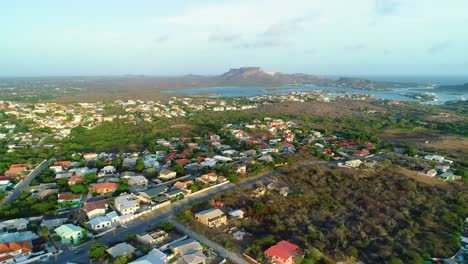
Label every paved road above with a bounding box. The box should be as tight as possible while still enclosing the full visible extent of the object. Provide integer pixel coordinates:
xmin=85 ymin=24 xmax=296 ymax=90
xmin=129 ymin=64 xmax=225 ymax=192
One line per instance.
xmin=52 ymin=156 xmax=379 ymax=264
xmin=2 ymin=159 xmax=48 ymax=205
xmin=169 ymin=218 xmax=249 ymax=264
xmin=53 ymin=183 xmax=235 ymax=264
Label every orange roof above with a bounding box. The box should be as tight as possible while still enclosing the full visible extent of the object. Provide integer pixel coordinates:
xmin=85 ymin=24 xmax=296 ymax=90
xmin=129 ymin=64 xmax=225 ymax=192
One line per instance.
xmin=5 ymin=167 xmax=26 ymax=175
xmin=54 ymin=161 xmax=71 ymax=167
xmin=0 ymin=241 xmax=31 ymax=255
xmin=91 ymin=182 xmax=119 ymax=192
xmin=68 ymin=175 xmax=83 ymax=182
xmin=10 ymin=164 xmax=28 ymax=168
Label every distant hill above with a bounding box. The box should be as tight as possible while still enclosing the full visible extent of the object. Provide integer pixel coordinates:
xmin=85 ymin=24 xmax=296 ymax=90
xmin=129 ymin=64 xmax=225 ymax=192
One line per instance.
xmin=214 ymin=67 xmax=332 ymax=86
xmin=211 ymin=67 xmax=424 ymax=90
xmin=436 ymin=82 xmax=468 ymax=92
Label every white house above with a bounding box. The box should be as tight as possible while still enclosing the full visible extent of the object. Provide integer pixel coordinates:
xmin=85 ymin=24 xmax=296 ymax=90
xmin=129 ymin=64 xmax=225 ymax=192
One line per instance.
xmin=88 ymin=216 xmax=112 ymax=231
xmin=0 ymin=218 xmax=29 ymax=232
xmin=106 ymin=242 xmax=136 ymax=258
xmin=159 ymin=169 xmax=176 ymax=180
xmin=345 ymin=159 xmax=363 ymax=168
xmin=126 ymin=175 xmax=148 ymax=192
xmin=114 ymin=194 xmax=140 ymax=215
xmin=129 ymin=248 xmax=167 ymax=264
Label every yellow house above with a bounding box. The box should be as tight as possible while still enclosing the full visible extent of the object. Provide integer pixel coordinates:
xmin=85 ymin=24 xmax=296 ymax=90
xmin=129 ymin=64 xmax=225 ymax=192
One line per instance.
xmin=195 ymin=208 xmax=227 ymax=228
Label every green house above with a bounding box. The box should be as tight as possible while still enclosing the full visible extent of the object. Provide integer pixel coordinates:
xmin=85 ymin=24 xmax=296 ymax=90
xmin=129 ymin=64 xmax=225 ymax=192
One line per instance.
xmin=54 ymin=224 xmax=86 ymax=244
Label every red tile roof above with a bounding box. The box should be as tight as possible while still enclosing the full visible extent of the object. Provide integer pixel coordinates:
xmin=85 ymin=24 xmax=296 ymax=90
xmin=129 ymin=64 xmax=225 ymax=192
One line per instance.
xmin=176 ymin=159 xmax=191 ymax=166
xmin=265 ymin=240 xmax=300 ymax=261
xmin=58 ymin=192 xmax=81 ymax=201
xmin=83 ymin=200 xmax=107 ymax=212
xmin=91 ymin=182 xmax=119 ymax=192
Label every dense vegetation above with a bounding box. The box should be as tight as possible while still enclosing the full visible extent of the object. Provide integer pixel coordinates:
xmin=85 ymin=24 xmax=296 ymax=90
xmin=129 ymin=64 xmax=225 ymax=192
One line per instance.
xmin=215 ymin=166 xmax=467 ymax=263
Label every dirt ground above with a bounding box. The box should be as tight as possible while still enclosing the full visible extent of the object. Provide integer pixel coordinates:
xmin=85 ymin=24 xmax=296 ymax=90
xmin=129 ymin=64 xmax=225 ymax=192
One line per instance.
xmin=379 ymin=129 xmax=441 ymax=143
xmin=397 ymin=167 xmax=447 ymax=186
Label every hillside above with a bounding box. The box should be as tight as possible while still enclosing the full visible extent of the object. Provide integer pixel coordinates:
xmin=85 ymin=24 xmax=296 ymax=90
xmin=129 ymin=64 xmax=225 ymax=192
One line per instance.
xmin=213 ymin=166 xmax=467 ymax=263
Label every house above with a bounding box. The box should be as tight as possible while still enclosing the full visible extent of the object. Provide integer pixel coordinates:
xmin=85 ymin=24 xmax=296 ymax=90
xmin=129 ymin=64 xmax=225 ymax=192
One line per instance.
xmin=127 ymin=175 xmax=148 ymax=192
xmin=259 ymin=155 xmax=274 ymax=163
xmin=195 ymin=208 xmax=227 ymax=228
xmin=140 ymin=186 xmax=168 ymax=200
xmin=165 ymin=189 xmax=189 ymax=199
xmin=144 ymin=155 xmax=160 ymax=168
xmin=213 ymin=155 xmax=232 ymax=162
xmin=200 ymin=158 xmax=217 ymax=168
xmin=88 ymin=216 xmax=112 ymax=231
xmin=114 ymin=194 xmax=140 ymax=215
xmin=424 ymin=155 xmax=445 ymax=163
xmin=159 ymin=169 xmax=177 ymax=180
xmin=106 ymin=242 xmax=136 ymax=258
xmin=0 ymin=180 xmax=12 ymax=191
xmin=54 ymin=224 xmax=86 ymax=244
xmin=4 ymin=164 xmax=28 ymax=177
xmin=420 ymin=169 xmax=437 ymax=177
xmin=123 ymin=158 xmax=137 ymax=168
xmin=235 ymin=164 xmax=247 ymax=174
xmin=136 ymin=230 xmax=168 ymax=245
xmin=173 ymin=181 xmax=193 ymax=190
xmin=101 ymin=165 xmax=116 ymax=175
xmin=439 ymin=171 xmax=461 ymax=181
xmin=0 ymin=219 xmax=28 ymax=233
xmin=55 ymin=171 xmax=74 ymax=180
xmin=83 ymin=200 xmax=108 ymax=220
xmin=196 ymin=173 xmax=217 ymax=184
xmin=106 ymin=211 xmax=121 ymax=226
xmin=0 ymin=240 xmax=32 ymax=263
xmin=68 ymin=175 xmax=83 ymax=186
xmin=41 ymin=215 xmax=68 ymax=230
xmin=53 ymin=161 xmax=71 ymax=168
xmin=265 ymin=240 xmax=303 ymax=264
xmin=345 ymin=159 xmax=363 ymax=168
xmin=228 ymin=209 xmax=244 ymax=219
xmin=90 ymin=182 xmax=119 ymax=195
xmin=170 ymin=238 xmax=206 ymax=264
xmin=49 ymin=166 xmax=63 ymax=174
xmin=267 ymin=183 xmax=290 ymax=196
xmin=83 ymin=153 xmax=97 ymax=160
xmin=57 ymin=193 xmax=82 ymax=211
xmin=129 ymin=248 xmax=167 ymax=264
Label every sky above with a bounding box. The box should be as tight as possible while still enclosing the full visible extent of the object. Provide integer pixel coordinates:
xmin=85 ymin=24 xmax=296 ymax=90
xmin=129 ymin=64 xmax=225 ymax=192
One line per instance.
xmin=1 ymin=0 xmax=468 ymax=77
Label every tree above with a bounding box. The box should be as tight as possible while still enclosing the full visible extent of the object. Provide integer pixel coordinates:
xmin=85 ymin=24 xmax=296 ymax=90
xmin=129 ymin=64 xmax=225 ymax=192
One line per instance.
xmin=38 ymin=226 xmax=50 ymax=238
xmin=70 ymin=184 xmax=88 ymax=194
xmin=88 ymin=242 xmax=108 ymax=260
xmin=161 ymin=221 xmax=175 ymax=232
xmin=135 ymin=158 xmax=145 ymax=172
xmin=83 ymin=172 xmax=97 ymax=185
xmin=388 ymin=257 xmax=404 ymax=264
xmin=253 ymin=202 xmax=265 ymax=214
xmin=111 ymin=256 xmax=128 ymax=264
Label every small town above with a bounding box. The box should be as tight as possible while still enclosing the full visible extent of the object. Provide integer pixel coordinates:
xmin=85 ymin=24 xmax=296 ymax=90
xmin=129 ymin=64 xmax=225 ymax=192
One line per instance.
xmin=1 ymin=1 xmax=468 ymax=263
xmin=1 ymin=90 xmax=467 ymax=264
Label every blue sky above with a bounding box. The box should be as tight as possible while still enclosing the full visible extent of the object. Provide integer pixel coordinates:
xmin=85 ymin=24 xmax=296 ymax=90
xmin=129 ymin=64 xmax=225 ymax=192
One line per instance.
xmin=1 ymin=0 xmax=467 ymax=76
